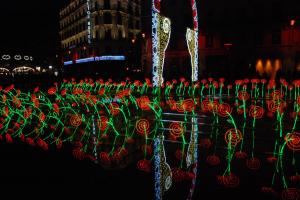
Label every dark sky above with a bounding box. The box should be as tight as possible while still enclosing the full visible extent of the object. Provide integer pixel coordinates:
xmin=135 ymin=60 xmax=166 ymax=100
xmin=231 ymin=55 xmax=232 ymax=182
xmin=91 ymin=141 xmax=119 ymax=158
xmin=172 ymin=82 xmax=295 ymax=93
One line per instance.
xmin=0 ymin=0 xmax=68 ymax=60
xmin=1 ymin=0 xmax=300 ymax=61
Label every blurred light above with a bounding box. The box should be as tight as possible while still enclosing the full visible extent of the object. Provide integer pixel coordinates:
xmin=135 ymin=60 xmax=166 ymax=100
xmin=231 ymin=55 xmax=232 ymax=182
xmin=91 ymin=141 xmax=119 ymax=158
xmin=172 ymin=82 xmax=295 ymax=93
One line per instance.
xmin=142 ymin=33 xmax=145 ymax=38
xmin=49 ymin=65 xmax=53 ymax=69
xmin=132 ymin=39 xmax=135 ymax=43
xmin=95 ymin=55 xmax=125 ymax=61
xmin=83 ymin=46 xmax=87 ymax=50
xmin=54 ymin=71 xmax=59 ymax=76
xmin=64 ymin=61 xmax=73 ymax=65
xmin=274 ymin=59 xmax=282 ymax=71
xmin=75 ymin=57 xmax=95 ymax=64
xmin=256 ymin=59 xmax=264 ymax=76
xmin=265 ymin=59 xmax=272 ymax=74
xmin=36 ymin=67 xmax=41 ymax=72
xmin=297 ymin=63 xmax=300 ymax=71
xmin=290 ymin=19 xmax=296 ymax=26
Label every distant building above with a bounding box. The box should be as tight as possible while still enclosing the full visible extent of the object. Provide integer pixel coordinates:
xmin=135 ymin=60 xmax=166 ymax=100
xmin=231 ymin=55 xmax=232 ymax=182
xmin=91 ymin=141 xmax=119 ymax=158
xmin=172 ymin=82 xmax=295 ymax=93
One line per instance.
xmin=59 ymin=0 xmax=142 ymax=64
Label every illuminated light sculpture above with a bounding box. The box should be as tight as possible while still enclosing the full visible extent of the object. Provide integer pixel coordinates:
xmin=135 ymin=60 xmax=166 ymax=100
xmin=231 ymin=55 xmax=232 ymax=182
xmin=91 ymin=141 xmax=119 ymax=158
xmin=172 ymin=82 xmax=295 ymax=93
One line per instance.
xmin=169 ymin=122 xmax=184 ymax=138
xmin=285 ymin=132 xmax=300 ymax=151
xmin=186 ymin=0 xmax=199 ymax=81
xmin=152 ymin=0 xmax=171 ymax=87
xmin=186 ymin=29 xmax=198 ymax=82
xmin=136 ymin=119 xmax=150 ymax=136
xmin=154 ymin=136 xmax=172 ymax=200
xmin=224 ymin=128 xmax=243 ymax=147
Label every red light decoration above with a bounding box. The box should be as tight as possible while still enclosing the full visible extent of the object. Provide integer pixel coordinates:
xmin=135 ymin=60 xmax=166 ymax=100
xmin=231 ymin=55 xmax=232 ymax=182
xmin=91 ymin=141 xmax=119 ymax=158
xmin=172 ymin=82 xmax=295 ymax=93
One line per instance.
xmin=175 ymin=102 xmax=185 ymax=113
xmin=246 ymin=157 xmax=261 ymax=170
xmin=169 ymin=122 xmax=184 ymax=138
xmin=206 ymin=154 xmax=220 ymax=166
xmin=216 ymin=173 xmax=240 ymax=188
xmin=290 ymin=175 xmax=300 ymax=183
xmin=281 ymin=188 xmax=299 ymax=200
xmin=266 ymin=156 xmax=278 ymax=164
xmin=290 ymin=19 xmax=296 ymax=26
xmin=23 ymin=107 xmax=32 ymax=119
xmin=70 ymin=114 xmax=82 ymax=127
xmin=285 ymin=132 xmax=300 ymax=151
xmin=47 ymin=87 xmax=56 ymax=95
xmin=217 ymin=103 xmax=232 ymax=117
xmin=141 ymin=144 xmax=153 ymax=155
xmin=109 ymin=102 xmax=120 ymax=116
xmin=25 ymin=138 xmax=35 ymax=146
xmin=136 ymin=119 xmax=150 ymax=136
xmin=182 ymin=99 xmax=195 ymax=112
xmin=199 ymin=138 xmax=212 ymax=149
xmin=249 ymin=105 xmax=264 ymax=119
xmin=72 ymin=148 xmax=85 ymax=160
xmin=270 ymin=90 xmax=284 ymax=100
xmin=261 ymin=187 xmax=278 ymax=197
xmin=174 ymin=149 xmax=184 ymax=160
xmin=5 ymin=133 xmax=13 ymax=144
xmin=224 ymin=129 xmax=243 ymax=147
xmin=238 ymin=91 xmax=250 ymax=101
xmin=297 ymin=96 xmax=300 ymax=106
xmin=97 ymin=116 xmax=108 ymax=131
xmin=137 ymin=159 xmax=151 ymax=173
xmin=136 ymin=96 xmax=151 ymax=111
xmin=52 ymin=103 xmax=60 ymax=114
xmin=39 ymin=112 xmax=46 ymax=122
xmin=235 ymin=151 xmax=247 ymax=159
xmin=99 ymin=152 xmax=111 ymax=166
xmin=172 ymin=168 xmax=186 ymax=182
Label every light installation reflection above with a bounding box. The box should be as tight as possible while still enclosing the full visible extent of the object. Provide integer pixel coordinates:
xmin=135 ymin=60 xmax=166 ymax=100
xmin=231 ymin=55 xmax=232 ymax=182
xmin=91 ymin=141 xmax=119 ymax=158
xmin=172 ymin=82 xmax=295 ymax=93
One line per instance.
xmin=0 ymin=77 xmax=300 ymax=199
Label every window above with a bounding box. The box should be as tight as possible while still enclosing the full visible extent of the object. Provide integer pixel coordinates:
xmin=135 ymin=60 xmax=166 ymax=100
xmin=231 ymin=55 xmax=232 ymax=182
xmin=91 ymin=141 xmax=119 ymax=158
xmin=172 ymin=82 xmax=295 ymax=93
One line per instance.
xmin=104 ymin=13 xmax=112 ymax=24
xmin=94 ymin=2 xmax=99 ymax=10
xmin=129 ymin=17 xmax=134 ymax=29
xmin=95 ymin=16 xmax=99 ymax=25
xmin=117 ymin=1 xmax=122 ymax=11
xmin=127 ymin=4 xmax=133 ymax=15
xmin=117 ymin=12 xmax=122 ymax=25
xmin=135 ymin=20 xmax=140 ymax=29
xmin=135 ymin=6 xmax=140 ymax=16
xmin=119 ymin=30 xmax=123 ymax=39
xmin=105 ymin=29 xmax=111 ymax=40
xmin=104 ymin=0 xmax=110 ymax=9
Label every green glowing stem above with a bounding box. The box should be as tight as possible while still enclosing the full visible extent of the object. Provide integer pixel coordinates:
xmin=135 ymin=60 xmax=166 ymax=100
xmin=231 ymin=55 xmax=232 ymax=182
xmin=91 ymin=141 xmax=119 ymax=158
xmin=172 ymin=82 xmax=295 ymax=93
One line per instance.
xmin=292 ymin=106 xmax=299 ymax=131
xmin=239 ymin=122 xmax=246 ymax=152
xmin=200 ymin=85 xmax=204 ymax=96
xmin=279 ymin=143 xmax=288 ymax=189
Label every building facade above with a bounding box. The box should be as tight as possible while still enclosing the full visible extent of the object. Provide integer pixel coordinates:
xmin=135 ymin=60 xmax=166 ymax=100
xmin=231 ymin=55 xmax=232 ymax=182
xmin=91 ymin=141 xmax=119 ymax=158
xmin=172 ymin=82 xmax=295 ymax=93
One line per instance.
xmin=59 ymin=0 xmax=142 ymax=62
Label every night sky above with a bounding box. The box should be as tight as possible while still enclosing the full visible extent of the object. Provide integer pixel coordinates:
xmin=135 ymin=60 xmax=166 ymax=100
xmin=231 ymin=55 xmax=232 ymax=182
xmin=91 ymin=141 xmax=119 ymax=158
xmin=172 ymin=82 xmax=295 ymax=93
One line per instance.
xmin=0 ymin=0 xmax=68 ymax=60
xmin=1 ymin=0 xmax=300 ymax=62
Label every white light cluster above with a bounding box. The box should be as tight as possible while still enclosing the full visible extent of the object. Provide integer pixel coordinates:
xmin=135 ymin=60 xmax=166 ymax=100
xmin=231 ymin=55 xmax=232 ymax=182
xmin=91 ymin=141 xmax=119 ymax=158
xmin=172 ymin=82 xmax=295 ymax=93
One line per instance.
xmin=1 ymin=55 xmax=33 ymax=61
xmin=86 ymin=0 xmax=92 ymax=44
xmin=152 ymin=6 xmax=171 ymax=87
xmin=186 ymin=28 xmax=198 ymax=82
